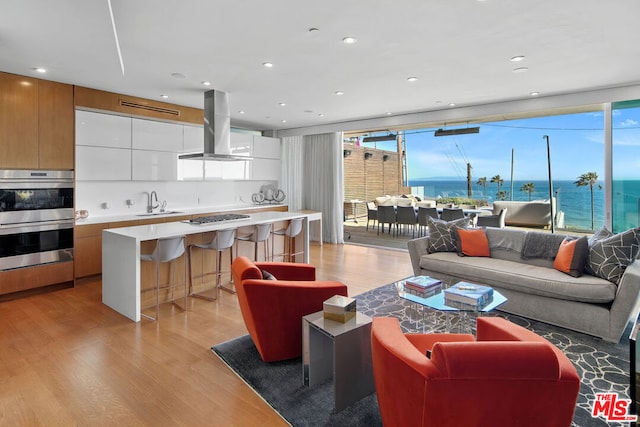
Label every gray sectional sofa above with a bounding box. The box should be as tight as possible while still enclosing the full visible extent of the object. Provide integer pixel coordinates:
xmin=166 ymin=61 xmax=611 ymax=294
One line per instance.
xmin=407 ymin=227 xmax=640 ymax=342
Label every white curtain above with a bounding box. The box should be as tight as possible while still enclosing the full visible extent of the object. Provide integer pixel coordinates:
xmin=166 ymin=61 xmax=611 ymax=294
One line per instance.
xmin=281 ymin=132 xmax=344 ymax=244
xmin=281 ymin=135 xmax=304 ymax=211
xmin=303 ymin=132 xmax=344 ymax=244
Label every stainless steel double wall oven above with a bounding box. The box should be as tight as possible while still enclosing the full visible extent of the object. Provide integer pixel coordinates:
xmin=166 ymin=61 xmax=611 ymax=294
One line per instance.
xmin=0 ymin=170 xmax=74 ymax=270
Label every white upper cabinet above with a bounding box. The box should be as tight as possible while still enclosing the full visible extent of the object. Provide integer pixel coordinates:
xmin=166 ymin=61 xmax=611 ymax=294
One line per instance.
xmin=132 ymin=150 xmax=178 ymax=181
xmin=76 ymin=110 xmax=281 ymax=183
xmin=76 ymin=146 xmax=131 ymax=181
xmin=253 ymin=135 xmax=280 ymax=159
xmin=230 ymin=132 xmax=254 ymax=157
xmin=183 ymin=124 xmax=203 ymax=153
xmin=252 ymin=158 xmax=280 ymax=181
xmin=76 ymin=110 xmax=131 ymax=148
xmin=132 ymin=118 xmax=183 ymax=152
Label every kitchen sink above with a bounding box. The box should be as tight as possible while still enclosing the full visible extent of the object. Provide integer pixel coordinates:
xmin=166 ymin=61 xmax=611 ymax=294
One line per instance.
xmin=136 ymin=210 xmax=184 ymax=217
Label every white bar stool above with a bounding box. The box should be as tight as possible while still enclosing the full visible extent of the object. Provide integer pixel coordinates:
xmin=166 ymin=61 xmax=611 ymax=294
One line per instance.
xmin=140 ymin=236 xmax=187 ymax=321
xmin=271 ymin=217 xmax=304 ymax=262
xmin=236 ymin=223 xmax=272 ymax=261
xmin=188 ymin=228 xmax=236 ymax=300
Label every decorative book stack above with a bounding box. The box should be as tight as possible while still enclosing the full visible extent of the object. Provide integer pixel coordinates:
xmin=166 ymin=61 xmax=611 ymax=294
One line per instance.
xmin=403 ymin=276 xmax=442 ymax=298
xmin=443 ymin=282 xmax=494 ymax=310
xmin=323 ymin=295 xmax=356 ymax=323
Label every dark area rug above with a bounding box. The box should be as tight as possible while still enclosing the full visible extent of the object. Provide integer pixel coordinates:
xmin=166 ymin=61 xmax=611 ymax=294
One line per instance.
xmin=213 ymin=283 xmax=631 ymax=427
xmin=213 ymin=335 xmax=380 ymax=427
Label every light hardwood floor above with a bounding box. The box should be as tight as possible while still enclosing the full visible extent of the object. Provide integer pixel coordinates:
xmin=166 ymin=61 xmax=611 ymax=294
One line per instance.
xmin=0 ymin=243 xmax=413 ymax=426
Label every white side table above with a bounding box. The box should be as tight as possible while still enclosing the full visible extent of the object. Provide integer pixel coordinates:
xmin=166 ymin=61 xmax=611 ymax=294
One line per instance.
xmin=302 ymin=310 xmax=374 ymax=412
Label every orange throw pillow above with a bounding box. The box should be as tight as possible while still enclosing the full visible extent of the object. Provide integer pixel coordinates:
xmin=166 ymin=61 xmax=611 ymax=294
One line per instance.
xmin=554 ymin=237 xmax=589 ymax=277
xmin=455 ymin=228 xmax=490 ymax=257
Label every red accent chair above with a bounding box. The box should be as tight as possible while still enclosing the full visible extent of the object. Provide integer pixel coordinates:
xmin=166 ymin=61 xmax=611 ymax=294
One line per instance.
xmin=231 ymin=256 xmax=348 ymax=362
xmin=371 ymin=317 xmax=580 ymax=427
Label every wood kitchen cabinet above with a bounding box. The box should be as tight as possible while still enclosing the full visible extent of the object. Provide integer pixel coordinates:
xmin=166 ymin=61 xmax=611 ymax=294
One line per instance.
xmin=74 ymin=220 xmax=141 ymax=278
xmin=0 ymin=72 xmax=74 ymax=169
xmin=0 ymin=261 xmax=74 ymax=298
xmin=0 ymin=72 xmax=39 ymax=169
xmin=74 ymin=223 xmax=109 ymax=278
xmin=38 ymin=80 xmax=74 ymax=169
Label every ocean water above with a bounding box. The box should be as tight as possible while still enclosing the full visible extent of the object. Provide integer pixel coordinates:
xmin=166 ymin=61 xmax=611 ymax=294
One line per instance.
xmin=409 ymin=179 xmax=640 ymax=231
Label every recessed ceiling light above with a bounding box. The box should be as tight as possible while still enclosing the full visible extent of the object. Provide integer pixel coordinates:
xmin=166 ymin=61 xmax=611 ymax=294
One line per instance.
xmin=335 ymin=91 xmax=344 ymax=96
xmin=407 ymin=76 xmax=418 ymax=82
xmin=530 ymin=91 xmax=540 ymax=96
xmin=32 ymin=67 xmax=47 ymax=73
xmin=513 ymin=67 xmax=529 ymax=73
xmin=308 ymin=28 xmax=320 ymax=33
xmin=262 ymin=62 xmax=274 ymax=68
xmin=318 ymin=113 xmax=325 ymax=117
xmin=510 ymin=56 xmax=525 ymax=62
xmin=171 ymin=72 xmax=187 ymax=79
xmin=279 ymin=102 xmax=286 ymax=107
xmin=201 ymin=81 xmax=211 ymax=86
xmin=281 ymin=120 xmax=287 ymax=123
xmin=449 ymin=103 xmax=456 ymax=107
xmin=238 ymin=110 xmax=245 ymax=114
xmin=386 ymin=112 xmax=392 ymax=115
xmin=304 ymin=110 xmax=313 ymax=113
xmin=342 ymin=36 xmax=357 ymax=44
xmin=160 ymin=94 xmax=169 ymax=99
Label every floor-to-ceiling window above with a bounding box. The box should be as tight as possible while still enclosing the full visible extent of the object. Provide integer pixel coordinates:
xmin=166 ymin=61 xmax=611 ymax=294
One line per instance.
xmin=404 ymin=108 xmax=607 ymax=232
xmin=612 ymin=100 xmax=640 ymax=233
xmin=344 ymin=99 xmax=640 ymax=234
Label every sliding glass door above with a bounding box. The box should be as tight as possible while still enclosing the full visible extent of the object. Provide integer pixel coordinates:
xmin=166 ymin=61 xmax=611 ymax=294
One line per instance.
xmin=612 ymin=100 xmax=640 ymax=233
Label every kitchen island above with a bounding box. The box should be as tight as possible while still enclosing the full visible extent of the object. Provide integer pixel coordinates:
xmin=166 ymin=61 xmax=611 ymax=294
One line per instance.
xmin=102 ymin=210 xmax=317 ymax=321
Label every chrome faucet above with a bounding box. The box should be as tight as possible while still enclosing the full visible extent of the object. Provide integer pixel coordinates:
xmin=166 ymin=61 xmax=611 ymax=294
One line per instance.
xmin=147 ymin=191 xmax=159 ymax=213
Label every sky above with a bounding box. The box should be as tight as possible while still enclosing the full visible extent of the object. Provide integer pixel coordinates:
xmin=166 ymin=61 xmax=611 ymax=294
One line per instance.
xmin=362 ymin=105 xmax=640 ymax=182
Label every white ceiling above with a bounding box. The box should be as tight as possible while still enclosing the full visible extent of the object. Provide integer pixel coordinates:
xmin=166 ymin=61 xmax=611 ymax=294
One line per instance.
xmin=2 ymin=0 xmax=640 ymax=132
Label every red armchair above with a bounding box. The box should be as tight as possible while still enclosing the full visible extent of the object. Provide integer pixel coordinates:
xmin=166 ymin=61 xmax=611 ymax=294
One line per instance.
xmin=231 ymin=256 xmax=348 ymax=362
xmin=371 ymin=317 xmax=580 ymax=427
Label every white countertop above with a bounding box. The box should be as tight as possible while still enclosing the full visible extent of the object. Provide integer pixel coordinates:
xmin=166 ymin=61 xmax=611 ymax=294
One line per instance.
xmin=103 ymin=210 xmax=311 ymax=242
xmin=75 ymin=203 xmax=286 ymax=225
xmin=102 ymin=209 xmax=319 ymax=321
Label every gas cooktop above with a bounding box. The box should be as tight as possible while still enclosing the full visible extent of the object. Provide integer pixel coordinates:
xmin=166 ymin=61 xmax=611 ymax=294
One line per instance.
xmin=188 ymin=213 xmax=251 ymax=224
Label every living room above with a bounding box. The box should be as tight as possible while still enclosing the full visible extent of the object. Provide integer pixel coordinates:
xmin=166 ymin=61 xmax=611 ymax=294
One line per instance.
xmin=2 ymin=1 xmax=640 ymax=426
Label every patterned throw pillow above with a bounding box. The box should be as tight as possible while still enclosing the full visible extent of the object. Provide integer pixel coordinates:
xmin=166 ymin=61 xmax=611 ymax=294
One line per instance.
xmin=427 ymin=216 xmax=471 ymax=253
xmin=587 ymin=228 xmax=640 ymax=284
xmin=585 ymin=226 xmax=615 ymax=275
xmin=588 ymin=226 xmax=614 ymax=247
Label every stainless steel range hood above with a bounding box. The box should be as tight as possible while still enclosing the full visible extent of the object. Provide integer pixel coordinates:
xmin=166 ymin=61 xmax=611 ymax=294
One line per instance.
xmin=179 ymin=90 xmax=252 ymax=161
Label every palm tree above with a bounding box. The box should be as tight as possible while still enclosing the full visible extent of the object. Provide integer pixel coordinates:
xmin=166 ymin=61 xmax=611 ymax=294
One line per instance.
xmin=520 ymin=182 xmax=536 ymax=201
xmin=496 ymin=190 xmax=508 ymax=201
xmin=491 ymin=174 xmax=504 ymax=200
xmin=574 ymin=172 xmax=599 ymax=230
xmin=476 ymin=177 xmax=488 ymax=199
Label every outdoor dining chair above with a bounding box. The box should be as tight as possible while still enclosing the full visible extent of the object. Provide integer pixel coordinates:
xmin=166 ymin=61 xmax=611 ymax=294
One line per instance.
xmin=396 ymin=205 xmax=418 ymax=238
xmin=366 ymin=201 xmax=378 ymax=231
xmin=417 ymin=207 xmax=439 ymax=236
xmin=377 ymin=205 xmax=397 ymax=236
xmin=440 ymin=207 xmax=465 ymax=222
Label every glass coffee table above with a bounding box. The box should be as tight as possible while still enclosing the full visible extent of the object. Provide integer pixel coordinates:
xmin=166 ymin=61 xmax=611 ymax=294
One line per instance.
xmin=395 ymin=277 xmax=507 ymax=333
